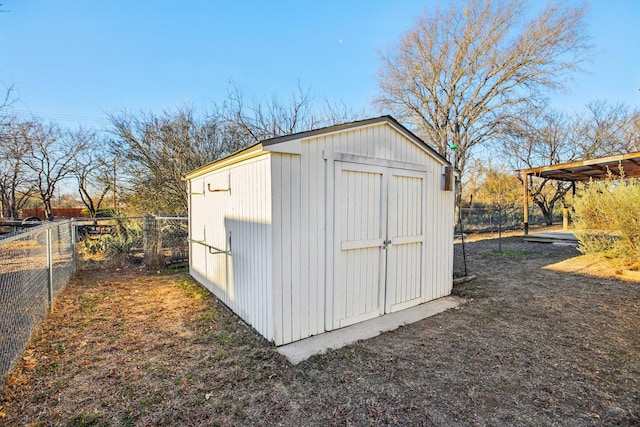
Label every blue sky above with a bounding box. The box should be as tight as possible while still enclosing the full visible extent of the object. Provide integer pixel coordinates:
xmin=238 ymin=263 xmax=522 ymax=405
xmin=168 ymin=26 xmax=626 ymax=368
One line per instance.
xmin=0 ymin=0 xmax=638 ymax=129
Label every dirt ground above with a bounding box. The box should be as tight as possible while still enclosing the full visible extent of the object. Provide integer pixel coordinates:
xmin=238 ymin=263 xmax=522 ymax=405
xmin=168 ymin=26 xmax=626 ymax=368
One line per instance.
xmin=1 ymin=235 xmax=639 ymax=426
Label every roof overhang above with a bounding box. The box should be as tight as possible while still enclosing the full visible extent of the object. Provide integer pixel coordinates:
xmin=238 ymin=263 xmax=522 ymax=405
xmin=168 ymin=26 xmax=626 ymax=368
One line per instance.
xmin=519 ymin=152 xmax=640 ymax=182
xmin=183 ymin=143 xmax=265 ymax=180
xmin=183 ymin=116 xmax=453 ymax=181
xmin=261 ymin=115 xmax=451 ymax=166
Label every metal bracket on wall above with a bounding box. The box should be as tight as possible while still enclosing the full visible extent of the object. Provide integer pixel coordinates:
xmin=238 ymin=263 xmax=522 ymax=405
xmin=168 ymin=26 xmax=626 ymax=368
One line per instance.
xmin=189 ymin=232 xmax=232 ymax=255
xmin=207 ymin=245 xmax=231 ymax=255
xmin=207 ymin=183 xmax=231 ymax=193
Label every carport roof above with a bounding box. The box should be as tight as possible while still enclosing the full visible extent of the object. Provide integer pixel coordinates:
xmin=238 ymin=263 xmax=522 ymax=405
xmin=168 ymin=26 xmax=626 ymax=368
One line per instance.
xmin=519 ymin=152 xmax=640 ymax=182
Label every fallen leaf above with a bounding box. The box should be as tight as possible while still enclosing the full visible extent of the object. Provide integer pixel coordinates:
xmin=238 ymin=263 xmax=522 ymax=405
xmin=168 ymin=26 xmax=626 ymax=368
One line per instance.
xmin=22 ymin=355 xmax=37 ymax=370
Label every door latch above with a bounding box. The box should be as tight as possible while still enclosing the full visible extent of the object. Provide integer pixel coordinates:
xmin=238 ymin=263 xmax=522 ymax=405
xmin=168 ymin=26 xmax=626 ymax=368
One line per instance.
xmin=382 ymin=239 xmax=392 ymax=250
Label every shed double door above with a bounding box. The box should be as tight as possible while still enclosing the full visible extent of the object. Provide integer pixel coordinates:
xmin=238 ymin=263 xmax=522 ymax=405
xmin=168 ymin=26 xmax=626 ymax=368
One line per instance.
xmin=332 ymin=161 xmax=426 ymax=328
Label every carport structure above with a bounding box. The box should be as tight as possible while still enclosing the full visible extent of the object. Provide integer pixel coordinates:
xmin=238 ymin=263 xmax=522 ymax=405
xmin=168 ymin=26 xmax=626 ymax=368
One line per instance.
xmin=519 ymin=151 xmax=640 ymax=235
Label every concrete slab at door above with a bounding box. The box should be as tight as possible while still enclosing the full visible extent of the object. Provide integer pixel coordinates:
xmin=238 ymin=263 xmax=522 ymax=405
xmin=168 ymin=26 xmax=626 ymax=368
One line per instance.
xmin=333 ymin=162 xmax=387 ymax=328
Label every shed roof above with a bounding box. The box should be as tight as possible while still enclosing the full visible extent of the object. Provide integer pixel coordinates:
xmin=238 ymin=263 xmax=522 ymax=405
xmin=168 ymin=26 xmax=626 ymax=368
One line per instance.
xmin=184 ymin=115 xmax=450 ymax=180
xmin=260 ymin=115 xmax=445 ymax=159
xmin=519 ymin=152 xmax=640 ymax=182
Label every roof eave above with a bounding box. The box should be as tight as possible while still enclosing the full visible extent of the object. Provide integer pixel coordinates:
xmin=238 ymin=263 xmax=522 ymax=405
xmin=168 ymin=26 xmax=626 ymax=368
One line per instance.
xmin=183 ymin=142 xmax=265 ymax=180
xmin=262 ymin=115 xmax=451 ymax=166
xmin=183 ymin=115 xmax=453 ymax=180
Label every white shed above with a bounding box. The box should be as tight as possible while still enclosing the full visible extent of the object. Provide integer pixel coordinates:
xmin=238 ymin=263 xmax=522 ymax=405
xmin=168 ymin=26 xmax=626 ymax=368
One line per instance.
xmin=184 ymin=116 xmax=456 ymax=346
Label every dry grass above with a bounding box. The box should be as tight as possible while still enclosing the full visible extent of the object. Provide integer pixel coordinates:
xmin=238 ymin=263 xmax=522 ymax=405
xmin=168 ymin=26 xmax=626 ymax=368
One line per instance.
xmin=1 ymin=237 xmax=639 ymax=426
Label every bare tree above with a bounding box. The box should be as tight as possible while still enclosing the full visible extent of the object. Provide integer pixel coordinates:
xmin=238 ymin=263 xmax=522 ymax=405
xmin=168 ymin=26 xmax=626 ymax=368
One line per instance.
xmin=0 ymin=117 xmax=37 ymax=218
xmin=500 ymin=107 xmax=576 ymax=225
xmin=71 ymin=129 xmax=112 ymax=218
xmin=573 ymin=100 xmax=640 ymax=157
xmin=376 ymin=0 xmax=591 ymax=179
xmin=213 ymin=83 xmax=362 ymax=146
xmin=22 ymin=121 xmax=87 ymax=221
xmin=501 ymin=100 xmax=640 ymax=224
xmin=0 ymin=83 xmax=15 ymax=120
xmin=75 ymin=157 xmax=113 ymax=218
xmin=109 ymin=107 xmax=234 ymax=214
xmin=110 ymin=90 xmax=361 ymax=214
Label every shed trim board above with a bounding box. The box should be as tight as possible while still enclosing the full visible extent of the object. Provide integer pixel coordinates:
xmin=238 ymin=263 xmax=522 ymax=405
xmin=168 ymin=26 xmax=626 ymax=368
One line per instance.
xmin=186 ymin=116 xmax=455 ymax=346
xmin=261 ymin=115 xmax=448 ymax=162
xmin=323 ymin=151 xmax=430 ymax=172
xmin=184 ymin=143 xmax=264 ymax=180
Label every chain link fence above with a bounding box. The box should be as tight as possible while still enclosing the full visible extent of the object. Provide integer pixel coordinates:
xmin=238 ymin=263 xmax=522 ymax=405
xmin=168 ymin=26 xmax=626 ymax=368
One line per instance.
xmin=0 ymin=221 xmax=75 ymax=383
xmin=454 ymin=205 xmax=537 ymax=278
xmin=459 ymin=204 xmax=549 ymax=233
xmin=74 ymin=216 xmax=188 ymax=268
xmin=0 ymin=216 xmax=189 ymax=384
xmin=144 ymin=216 xmax=189 ymax=268
xmin=460 ymin=205 xmax=518 ymax=232
xmin=453 ymin=204 xmax=563 ymax=277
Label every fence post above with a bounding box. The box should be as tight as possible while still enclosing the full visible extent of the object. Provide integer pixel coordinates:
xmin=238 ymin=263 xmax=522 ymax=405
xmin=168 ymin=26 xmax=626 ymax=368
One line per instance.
xmin=71 ymin=220 xmax=77 ymax=270
xmin=142 ymin=216 xmax=151 ymax=258
xmin=143 ymin=216 xmax=151 ymax=256
xmin=47 ymin=227 xmax=54 ymax=312
xmin=143 ymin=215 xmax=160 ymax=266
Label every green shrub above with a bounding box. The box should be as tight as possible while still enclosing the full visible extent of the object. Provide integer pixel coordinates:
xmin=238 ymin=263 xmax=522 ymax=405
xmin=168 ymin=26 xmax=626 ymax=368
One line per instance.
xmin=572 ymin=177 xmax=640 ymax=267
xmin=82 ymin=238 xmax=107 ymax=255
xmin=81 ymin=219 xmax=143 ymax=257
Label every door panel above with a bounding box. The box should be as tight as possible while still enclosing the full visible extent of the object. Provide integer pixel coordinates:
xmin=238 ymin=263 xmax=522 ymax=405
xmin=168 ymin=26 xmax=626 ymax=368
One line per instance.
xmin=332 ymin=162 xmax=426 ymax=327
xmin=333 ymin=162 xmax=386 ymax=328
xmin=386 ymin=170 xmax=425 ymax=312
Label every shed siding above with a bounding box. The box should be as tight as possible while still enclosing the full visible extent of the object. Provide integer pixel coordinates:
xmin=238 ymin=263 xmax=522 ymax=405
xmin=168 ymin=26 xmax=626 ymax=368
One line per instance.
xmin=270 ymin=122 xmax=454 ymax=345
xmin=271 ymin=154 xmax=308 ymax=345
xmin=189 ymin=155 xmax=273 ymax=341
xmin=425 ymin=165 xmax=455 ymax=300
xmin=189 ymin=176 xmax=207 ymax=282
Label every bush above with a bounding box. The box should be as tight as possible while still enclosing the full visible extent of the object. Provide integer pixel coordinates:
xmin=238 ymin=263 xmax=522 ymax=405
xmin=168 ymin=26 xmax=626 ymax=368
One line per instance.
xmin=81 ymin=219 xmax=143 ymax=258
xmin=572 ymin=177 xmax=640 ymax=267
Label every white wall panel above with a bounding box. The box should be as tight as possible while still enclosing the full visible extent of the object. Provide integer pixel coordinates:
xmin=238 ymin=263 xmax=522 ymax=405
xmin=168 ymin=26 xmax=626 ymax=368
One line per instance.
xmin=189 ymin=155 xmax=273 ymax=341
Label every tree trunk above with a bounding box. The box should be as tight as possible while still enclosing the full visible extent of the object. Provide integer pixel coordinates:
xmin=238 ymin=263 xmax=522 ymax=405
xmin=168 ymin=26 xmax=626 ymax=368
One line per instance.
xmin=535 ymin=201 xmax=554 ymax=226
xmin=43 ymin=198 xmax=54 ymax=221
xmin=79 ymin=186 xmax=97 ymax=218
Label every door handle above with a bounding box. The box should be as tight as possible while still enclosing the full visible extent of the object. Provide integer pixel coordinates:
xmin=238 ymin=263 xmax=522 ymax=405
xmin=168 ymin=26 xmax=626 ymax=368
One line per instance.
xmin=382 ymin=239 xmax=392 ymax=250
